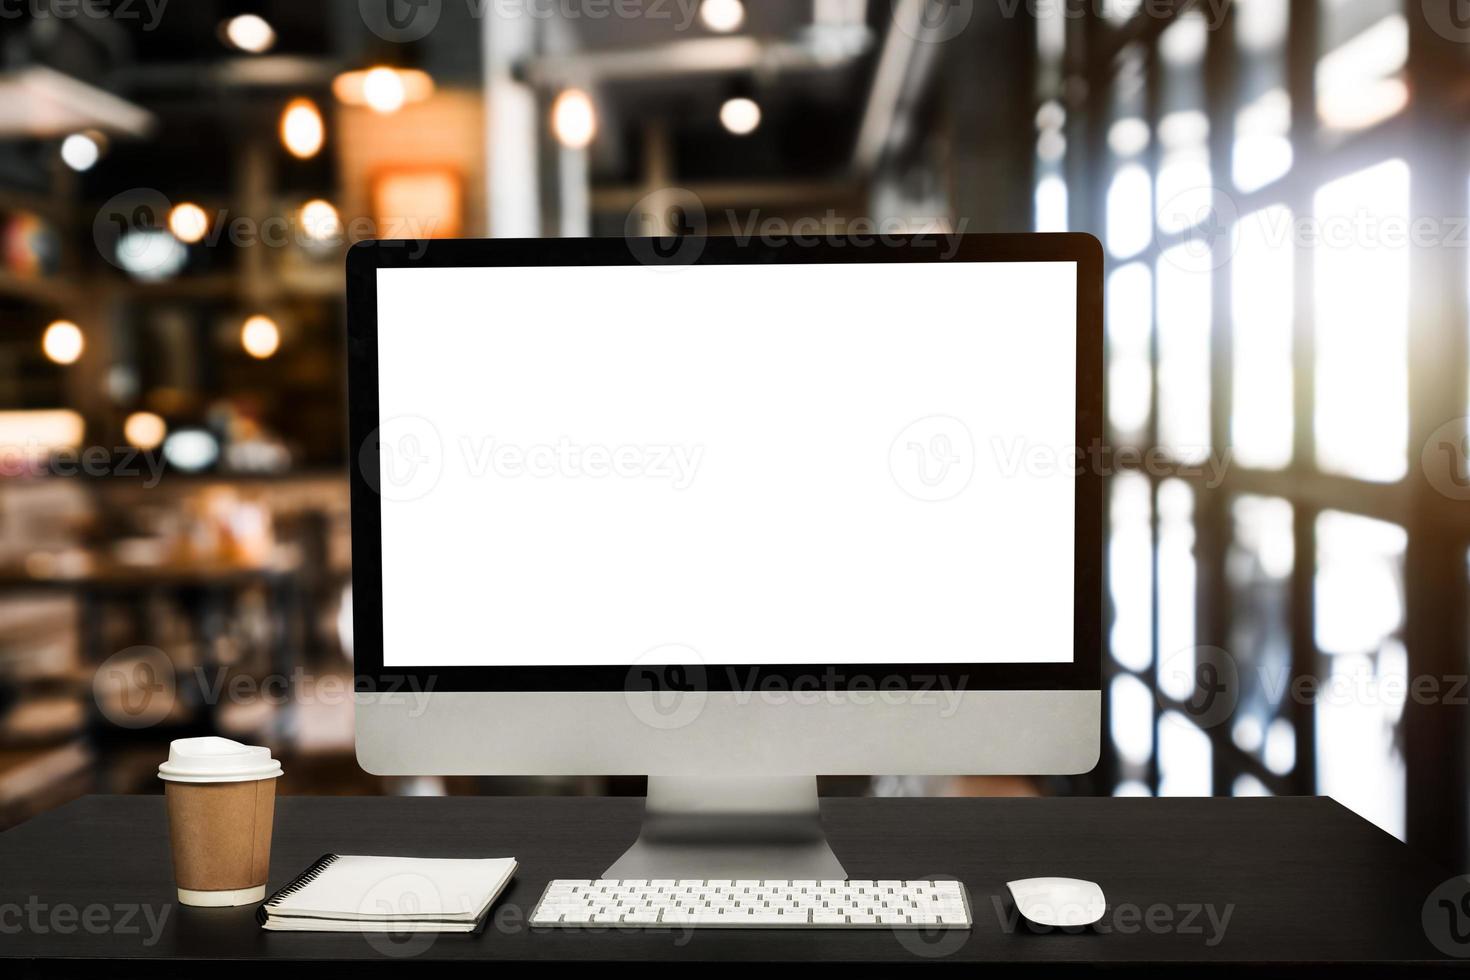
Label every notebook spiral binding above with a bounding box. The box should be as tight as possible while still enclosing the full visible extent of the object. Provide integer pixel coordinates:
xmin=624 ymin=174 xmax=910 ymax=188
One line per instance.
xmin=256 ymin=853 xmax=339 ymax=924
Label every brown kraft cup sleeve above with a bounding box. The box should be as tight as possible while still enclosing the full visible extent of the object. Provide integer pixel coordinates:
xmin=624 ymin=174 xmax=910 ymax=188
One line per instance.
xmin=165 ymin=779 xmax=276 ymax=892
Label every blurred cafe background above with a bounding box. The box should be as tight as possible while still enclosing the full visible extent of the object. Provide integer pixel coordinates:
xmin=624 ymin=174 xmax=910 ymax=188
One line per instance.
xmin=0 ymin=0 xmax=1468 ymax=872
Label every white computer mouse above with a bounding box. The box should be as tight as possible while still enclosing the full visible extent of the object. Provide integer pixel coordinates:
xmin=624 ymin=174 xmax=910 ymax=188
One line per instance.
xmin=1006 ymin=877 xmax=1107 ymax=927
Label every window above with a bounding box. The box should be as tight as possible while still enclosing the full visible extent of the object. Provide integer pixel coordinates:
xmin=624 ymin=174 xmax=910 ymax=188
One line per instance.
xmin=1315 ymin=4 xmax=1408 ymax=135
xmin=1157 ymin=11 xmax=1210 ymax=236
xmin=1315 ymin=511 xmax=1408 ymax=838
xmin=1109 ymin=165 xmax=1153 ymax=258
xmin=1158 ymin=711 xmax=1212 ymax=796
xmin=1234 ymin=773 xmax=1273 ymax=796
xmin=1035 ymin=101 xmax=1067 ymax=233
xmin=1156 ymin=246 xmax=1211 ymax=463
xmin=1109 ymin=470 xmax=1154 ymax=675
xmin=1313 ymin=160 xmax=1410 ymax=482
xmin=1228 ymin=496 xmax=1295 ymax=771
xmin=1157 ymin=480 xmax=1196 ymax=686
xmin=1071 ymin=0 xmax=1469 ymax=867
xmin=1106 ymin=47 xmax=1151 ymax=259
xmin=1232 ymin=207 xmax=1295 ymax=469
xmin=1233 ymin=0 xmax=1292 ymax=192
xmin=1108 ymin=263 xmax=1153 ymax=441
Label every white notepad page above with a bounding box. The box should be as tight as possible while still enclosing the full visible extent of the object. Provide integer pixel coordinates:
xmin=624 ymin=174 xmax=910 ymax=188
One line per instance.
xmin=263 ymin=855 xmax=518 ymax=922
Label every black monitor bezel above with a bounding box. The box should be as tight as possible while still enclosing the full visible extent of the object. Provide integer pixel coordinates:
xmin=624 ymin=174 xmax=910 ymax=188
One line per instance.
xmin=347 ymin=233 xmax=1103 ymax=693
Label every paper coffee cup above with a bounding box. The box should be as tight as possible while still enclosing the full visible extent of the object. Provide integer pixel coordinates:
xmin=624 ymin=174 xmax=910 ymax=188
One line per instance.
xmin=159 ymin=737 xmax=283 ymax=907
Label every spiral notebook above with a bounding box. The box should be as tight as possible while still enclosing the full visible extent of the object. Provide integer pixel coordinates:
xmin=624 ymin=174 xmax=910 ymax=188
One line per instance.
xmin=257 ymin=854 xmax=518 ymax=933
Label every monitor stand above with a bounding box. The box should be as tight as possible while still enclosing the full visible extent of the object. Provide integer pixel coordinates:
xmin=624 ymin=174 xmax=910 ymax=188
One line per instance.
xmin=603 ymin=775 xmax=848 ymax=880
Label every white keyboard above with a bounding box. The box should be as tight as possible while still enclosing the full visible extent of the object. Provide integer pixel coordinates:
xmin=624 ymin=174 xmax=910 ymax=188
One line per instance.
xmin=529 ymin=879 xmax=972 ymax=929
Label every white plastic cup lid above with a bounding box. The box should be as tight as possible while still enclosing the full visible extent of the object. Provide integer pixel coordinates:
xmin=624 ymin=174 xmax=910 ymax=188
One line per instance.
xmin=158 ymin=736 xmax=283 ymax=784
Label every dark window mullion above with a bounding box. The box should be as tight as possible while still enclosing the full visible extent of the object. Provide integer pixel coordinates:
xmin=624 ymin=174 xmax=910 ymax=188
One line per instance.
xmin=1203 ymin=0 xmax=1238 ymax=798
xmin=1284 ymin=0 xmax=1321 ymax=801
xmin=1144 ymin=22 xmax=1166 ymax=798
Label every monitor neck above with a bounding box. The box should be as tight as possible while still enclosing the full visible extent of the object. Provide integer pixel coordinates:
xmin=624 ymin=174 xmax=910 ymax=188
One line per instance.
xmin=603 ymin=775 xmax=848 ymax=880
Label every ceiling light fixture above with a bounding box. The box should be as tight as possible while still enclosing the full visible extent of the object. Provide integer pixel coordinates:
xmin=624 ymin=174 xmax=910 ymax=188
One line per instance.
xmin=42 ymin=320 xmax=84 ymax=365
xmin=241 ymin=315 xmax=281 ymax=359
xmin=719 ymin=96 xmax=761 ymax=135
xmin=362 ymin=67 xmax=406 ymax=114
xmin=551 ymin=88 xmax=597 ymax=149
xmin=280 ymin=98 xmax=325 ymax=158
xmin=332 ymin=67 xmax=433 ymax=113
xmin=700 ymin=0 xmax=746 ymax=33
xmin=299 ymin=199 xmax=343 ymax=243
xmin=123 ymin=411 xmax=167 ymax=450
xmin=168 ymin=202 xmax=209 ymax=244
xmin=60 ymin=132 xmax=100 ymax=171
xmin=163 ymin=429 xmax=219 ymax=473
xmin=223 ymin=14 xmax=275 ymax=53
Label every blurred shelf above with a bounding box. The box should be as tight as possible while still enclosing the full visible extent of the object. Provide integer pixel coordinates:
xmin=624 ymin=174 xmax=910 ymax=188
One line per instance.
xmin=105 ymin=270 xmax=345 ymax=302
xmin=0 ymin=270 xmax=81 ymax=306
xmin=0 ymin=740 xmax=92 ymax=829
xmin=0 ymin=186 xmax=70 ymax=221
xmin=0 ymin=466 xmax=347 ymax=488
xmin=0 ymin=696 xmax=86 ymax=744
xmin=109 ymin=273 xmax=242 ymax=300
xmin=0 ymin=269 xmax=347 ymax=305
xmin=0 ymin=558 xmax=300 ymax=592
xmin=273 ymin=261 xmax=346 ymax=298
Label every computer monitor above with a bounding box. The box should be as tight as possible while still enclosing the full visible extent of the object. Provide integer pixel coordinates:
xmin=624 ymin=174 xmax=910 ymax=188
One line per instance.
xmin=347 ymin=233 xmax=1102 ymax=878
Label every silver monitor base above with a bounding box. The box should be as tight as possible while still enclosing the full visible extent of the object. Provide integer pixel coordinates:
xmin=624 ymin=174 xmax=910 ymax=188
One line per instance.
xmin=603 ymin=775 xmax=848 ymax=880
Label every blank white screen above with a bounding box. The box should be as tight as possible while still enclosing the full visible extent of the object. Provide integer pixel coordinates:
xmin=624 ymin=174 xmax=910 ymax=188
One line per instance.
xmin=376 ymin=261 xmax=1075 ymax=666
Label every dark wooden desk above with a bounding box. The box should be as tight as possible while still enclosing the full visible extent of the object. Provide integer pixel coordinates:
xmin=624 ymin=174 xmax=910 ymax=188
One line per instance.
xmin=0 ymin=795 xmax=1464 ymax=974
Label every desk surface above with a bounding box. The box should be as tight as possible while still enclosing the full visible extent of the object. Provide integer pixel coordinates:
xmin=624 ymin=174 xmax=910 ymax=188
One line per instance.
xmin=0 ymin=794 xmax=1464 ymax=973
